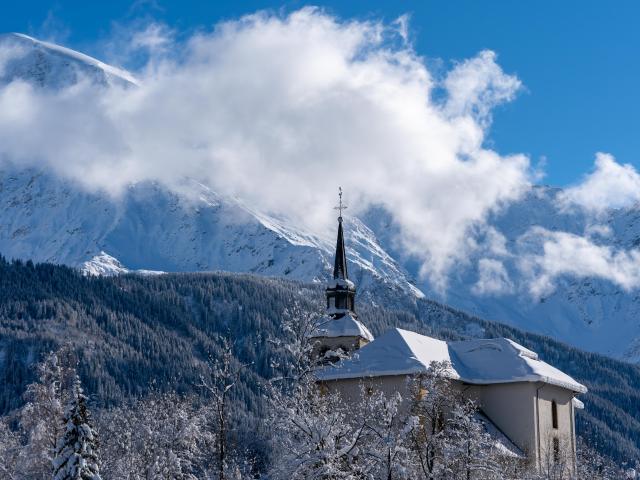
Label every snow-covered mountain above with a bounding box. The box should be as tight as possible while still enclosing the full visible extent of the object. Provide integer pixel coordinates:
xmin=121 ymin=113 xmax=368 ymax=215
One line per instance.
xmin=0 ymin=33 xmax=137 ymax=88
xmin=2 ymin=33 xmax=640 ymax=363
xmin=0 ymin=168 xmax=422 ymax=304
xmin=4 ymin=165 xmax=640 ymax=362
xmin=364 ymin=188 xmax=640 ymax=363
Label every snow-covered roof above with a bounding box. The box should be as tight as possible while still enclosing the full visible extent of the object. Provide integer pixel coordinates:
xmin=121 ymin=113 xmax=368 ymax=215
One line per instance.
xmin=311 ymin=314 xmax=374 ymax=342
xmin=316 ymin=328 xmax=587 ymax=393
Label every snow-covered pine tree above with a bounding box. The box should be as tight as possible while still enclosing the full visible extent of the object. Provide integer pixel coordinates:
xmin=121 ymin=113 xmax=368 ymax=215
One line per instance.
xmin=18 ymin=347 xmax=77 ymax=479
xmin=52 ymin=375 xmax=101 ymax=480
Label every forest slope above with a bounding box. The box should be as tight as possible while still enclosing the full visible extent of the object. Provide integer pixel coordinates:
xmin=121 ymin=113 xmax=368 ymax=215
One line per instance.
xmin=0 ymin=257 xmax=638 ymax=463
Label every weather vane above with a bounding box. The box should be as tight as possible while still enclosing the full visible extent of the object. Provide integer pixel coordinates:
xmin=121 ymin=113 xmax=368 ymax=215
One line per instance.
xmin=334 ymin=186 xmax=348 ymax=219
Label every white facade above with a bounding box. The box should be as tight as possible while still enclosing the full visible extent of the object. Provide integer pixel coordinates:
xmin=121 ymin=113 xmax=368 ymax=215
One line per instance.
xmin=316 ymin=328 xmax=586 ymax=472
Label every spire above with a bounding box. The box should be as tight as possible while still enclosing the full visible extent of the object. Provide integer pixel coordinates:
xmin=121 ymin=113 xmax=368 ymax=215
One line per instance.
xmin=333 ymin=187 xmax=348 ymax=280
xmin=308 ymin=187 xmax=373 ymax=364
xmin=333 ymin=218 xmax=349 ymax=280
xmin=326 ymin=187 xmax=356 ymax=319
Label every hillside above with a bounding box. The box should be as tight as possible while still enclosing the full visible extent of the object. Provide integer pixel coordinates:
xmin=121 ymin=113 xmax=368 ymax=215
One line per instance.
xmin=0 ymin=257 xmax=639 ymax=463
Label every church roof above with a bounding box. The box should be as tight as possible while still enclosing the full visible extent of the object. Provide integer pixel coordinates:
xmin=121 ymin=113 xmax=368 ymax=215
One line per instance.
xmin=316 ymin=328 xmax=587 ymax=393
xmin=311 ymin=313 xmax=374 ymax=342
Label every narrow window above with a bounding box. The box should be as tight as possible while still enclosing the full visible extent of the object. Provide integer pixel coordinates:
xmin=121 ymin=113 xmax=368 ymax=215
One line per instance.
xmin=553 ymin=437 xmax=560 ymax=463
xmin=551 ymin=400 xmax=558 ymax=429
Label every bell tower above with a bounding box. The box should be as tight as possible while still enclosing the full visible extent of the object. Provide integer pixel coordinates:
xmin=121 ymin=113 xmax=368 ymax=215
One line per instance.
xmin=311 ymin=188 xmax=373 ymax=364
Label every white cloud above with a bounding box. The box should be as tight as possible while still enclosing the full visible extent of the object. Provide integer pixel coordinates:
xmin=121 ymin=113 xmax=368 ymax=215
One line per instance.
xmin=472 ymin=258 xmax=513 ymax=295
xmin=584 ymin=223 xmax=612 ymax=239
xmin=517 ymin=227 xmax=640 ymax=297
xmin=561 ymin=152 xmax=640 ymax=213
xmin=393 ymin=14 xmax=410 ymax=43
xmin=130 ymin=23 xmax=174 ymax=53
xmin=0 ymin=40 xmax=27 ymax=77
xmin=444 ymin=50 xmax=522 ymax=126
xmin=0 ymin=8 xmax=530 ymax=288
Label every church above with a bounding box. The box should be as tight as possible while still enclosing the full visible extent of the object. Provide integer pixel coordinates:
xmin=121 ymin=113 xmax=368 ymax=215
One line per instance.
xmin=311 ymin=207 xmax=587 ymax=474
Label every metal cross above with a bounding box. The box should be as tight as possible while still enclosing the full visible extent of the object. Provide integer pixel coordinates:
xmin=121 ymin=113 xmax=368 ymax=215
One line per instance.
xmin=334 ymin=187 xmax=348 ymax=218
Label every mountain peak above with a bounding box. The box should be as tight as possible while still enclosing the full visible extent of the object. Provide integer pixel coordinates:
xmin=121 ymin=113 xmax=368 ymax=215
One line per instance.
xmin=0 ymin=32 xmax=138 ymax=88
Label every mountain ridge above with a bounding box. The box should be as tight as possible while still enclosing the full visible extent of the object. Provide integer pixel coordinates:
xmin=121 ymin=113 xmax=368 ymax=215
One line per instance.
xmin=0 ymin=32 xmax=137 ymax=87
xmin=1 ymin=33 xmax=640 ymax=363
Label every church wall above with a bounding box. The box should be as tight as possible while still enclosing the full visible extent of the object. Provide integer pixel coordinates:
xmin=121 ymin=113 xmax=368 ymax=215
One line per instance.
xmin=320 ymin=375 xmax=409 ymax=405
xmin=473 ymin=383 xmax=538 ymax=462
xmin=535 ymin=384 xmax=577 ymax=474
xmin=321 ymin=375 xmax=578 ymax=474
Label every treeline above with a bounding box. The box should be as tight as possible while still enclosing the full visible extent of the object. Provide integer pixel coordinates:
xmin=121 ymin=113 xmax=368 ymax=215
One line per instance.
xmin=0 ymin=256 xmax=639 ymax=466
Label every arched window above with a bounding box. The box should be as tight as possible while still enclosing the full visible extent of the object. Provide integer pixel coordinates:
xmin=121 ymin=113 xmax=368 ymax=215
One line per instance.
xmin=551 ymin=400 xmax=558 ymax=429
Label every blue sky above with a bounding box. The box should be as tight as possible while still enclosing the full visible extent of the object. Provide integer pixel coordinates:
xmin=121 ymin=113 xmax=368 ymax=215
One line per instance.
xmin=2 ymin=0 xmax=638 ymax=187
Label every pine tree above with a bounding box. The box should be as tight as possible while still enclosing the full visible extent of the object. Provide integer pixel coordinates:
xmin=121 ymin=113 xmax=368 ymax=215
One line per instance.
xmin=52 ymin=376 xmax=101 ymax=480
xmin=19 ymin=347 xmax=76 ymax=480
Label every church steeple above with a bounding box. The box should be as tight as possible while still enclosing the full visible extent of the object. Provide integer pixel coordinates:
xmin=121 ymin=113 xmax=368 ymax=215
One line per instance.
xmin=309 ymin=188 xmax=373 ymax=364
xmin=326 ymin=188 xmax=357 ymax=319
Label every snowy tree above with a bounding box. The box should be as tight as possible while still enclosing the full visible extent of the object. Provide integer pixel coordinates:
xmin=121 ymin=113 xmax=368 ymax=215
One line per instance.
xmin=269 ymin=303 xmax=325 ymax=382
xmin=573 ymin=436 xmax=629 ymax=480
xmin=267 ymin=307 xmax=373 ymax=479
xmin=18 ymin=347 xmax=76 ymax=479
xmin=52 ymin=376 xmax=101 ymax=480
xmin=405 ymin=360 xmax=459 ymax=479
xmin=356 ymin=387 xmax=414 ymax=480
xmin=0 ymin=418 xmax=21 ymax=480
xmin=268 ymin=373 xmax=371 ymax=479
xmin=403 ymin=361 xmax=516 ymax=480
xmin=199 ymin=336 xmax=253 ymax=480
xmin=444 ymin=401 xmax=503 ymax=480
xmin=97 ymin=392 xmax=214 ymax=480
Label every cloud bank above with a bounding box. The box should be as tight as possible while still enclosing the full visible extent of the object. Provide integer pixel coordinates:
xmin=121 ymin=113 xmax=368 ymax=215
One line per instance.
xmin=513 ymin=153 xmax=640 ymax=297
xmin=0 ymin=8 xmax=531 ymax=287
xmin=518 ymin=227 xmax=640 ymax=297
xmin=561 ymin=152 xmax=640 ymax=213
xmin=5 ymin=8 xmax=640 ymax=298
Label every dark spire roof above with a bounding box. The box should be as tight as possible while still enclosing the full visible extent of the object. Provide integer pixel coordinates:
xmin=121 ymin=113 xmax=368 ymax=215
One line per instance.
xmin=333 ymin=216 xmax=349 ymax=280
